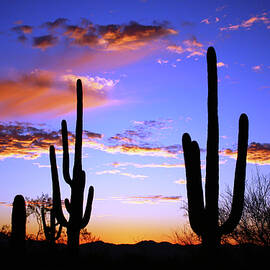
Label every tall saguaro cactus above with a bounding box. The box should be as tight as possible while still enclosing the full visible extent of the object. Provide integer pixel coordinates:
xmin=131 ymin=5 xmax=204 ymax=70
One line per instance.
xmin=11 ymin=194 xmax=26 ymax=249
xmin=182 ymin=47 xmax=249 ymax=248
xmin=50 ymin=79 xmax=94 ymax=249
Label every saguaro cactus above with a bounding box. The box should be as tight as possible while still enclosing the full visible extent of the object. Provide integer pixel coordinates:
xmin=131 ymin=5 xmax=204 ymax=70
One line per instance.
xmin=11 ymin=194 xmax=26 ymax=248
xmin=50 ymin=79 xmax=94 ymax=249
xmin=182 ymin=47 xmax=249 ymax=248
xmin=41 ymin=207 xmax=62 ymax=245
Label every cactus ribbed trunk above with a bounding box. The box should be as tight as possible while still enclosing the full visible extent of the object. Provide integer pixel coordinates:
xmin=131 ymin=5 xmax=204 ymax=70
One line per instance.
xmin=182 ymin=47 xmax=249 ymax=248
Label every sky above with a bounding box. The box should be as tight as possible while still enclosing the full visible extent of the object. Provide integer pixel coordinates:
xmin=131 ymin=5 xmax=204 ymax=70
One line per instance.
xmin=0 ymin=0 xmax=270 ymax=244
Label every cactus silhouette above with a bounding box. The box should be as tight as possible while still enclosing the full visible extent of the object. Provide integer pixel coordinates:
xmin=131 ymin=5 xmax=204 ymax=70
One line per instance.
xmin=11 ymin=194 xmax=26 ymax=249
xmin=41 ymin=207 xmax=62 ymax=245
xmin=182 ymin=47 xmax=249 ymax=248
xmin=50 ymin=79 xmax=94 ymax=250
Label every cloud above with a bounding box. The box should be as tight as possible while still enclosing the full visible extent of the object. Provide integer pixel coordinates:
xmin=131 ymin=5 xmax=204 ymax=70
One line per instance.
xmin=157 ymin=59 xmax=169 ymax=64
xmin=85 ymin=141 xmax=181 ymax=158
xmin=220 ymin=13 xmax=270 ymax=31
xmin=167 ymin=44 xmax=185 ymax=54
xmin=252 ymin=65 xmax=262 ymax=72
xmin=223 ymin=142 xmax=270 ymax=165
xmin=0 ymin=70 xmax=118 ymax=117
xmin=201 ymin=18 xmax=210 ymax=25
xmin=0 ymin=121 xmax=103 ymax=160
xmin=42 ymin=18 xmax=68 ymax=30
xmin=174 ymin=179 xmax=186 ymax=184
xmin=11 ymin=24 xmax=33 ymax=43
xmin=0 ymin=122 xmax=62 ymax=159
xmin=98 ymin=119 xmax=180 ymax=158
xmin=26 ymin=19 xmax=177 ymax=52
xmin=96 ymin=169 xmax=148 ymax=179
xmin=96 ymin=21 xmax=177 ymax=51
xmin=111 ymin=161 xmax=185 ymax=168
xmin=167 ymin=36 xmax=205 ymax=58
xmin=122 ymin=195 xmax=182 ymax=204
xmin=32 ymin=35 xmax=59 ymax=50
xmin=200 ymin=17 xmax=220 ymax=25
xmin=217 ymin=62 xmax=228 ymax=68
xmin=12 ymin=25 xmax=33 ymax=34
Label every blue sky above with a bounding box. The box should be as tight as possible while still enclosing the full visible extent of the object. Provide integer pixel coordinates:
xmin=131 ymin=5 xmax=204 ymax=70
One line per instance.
xmin=0 ymin=0 xmax=270 ymax=243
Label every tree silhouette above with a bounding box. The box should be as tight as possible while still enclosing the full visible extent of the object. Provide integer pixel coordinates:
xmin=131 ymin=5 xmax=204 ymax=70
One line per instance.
xmin=182 ymin=47 xmax=249 ymax=248
xmin=220 ymin=172 xmax=270 ymax=246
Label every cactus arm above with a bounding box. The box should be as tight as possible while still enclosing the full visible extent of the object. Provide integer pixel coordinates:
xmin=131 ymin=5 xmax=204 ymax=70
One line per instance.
xmin=182 ymin=133 xmax=205 ymax=235
xmin=81 ymin=186 xmax=94 ymax=229
xmin=64 ymin=198 xmax=71 ymax=214
xmin=61 ymin=120 xmax=72 ymax=185
xmin=220 ymin=113 xmax=249 ymax=235
xmin=50 ymin=145 xmax=68 ymax=227
xmin=55 ymin=223 xmax=63 ymax=240
xmin=205 ymin=46 xmax=219 ymax=227
xmin=73 ymin=79 xmax=83 ymax=176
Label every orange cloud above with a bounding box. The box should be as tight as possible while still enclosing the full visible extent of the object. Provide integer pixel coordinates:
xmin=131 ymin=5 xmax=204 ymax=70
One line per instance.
xmin=223 ymin=142 xmax=270 ymax=165
xmin=0 ymin=122 xmax=102 ymax=160
xmin=97 ymin=22 xmax=177 ymax=51
xmin=0 ymin=70 xmax=118 ymax=117
xmin=26 ymin=19 xmax=177 ymax=52
xmin=217 ymin=62 xmax=228 ymax=68
xmin=220 ymin=14 xmax=270 ymax=31
xmin=167 ymin=36 xmax=205 ymax=58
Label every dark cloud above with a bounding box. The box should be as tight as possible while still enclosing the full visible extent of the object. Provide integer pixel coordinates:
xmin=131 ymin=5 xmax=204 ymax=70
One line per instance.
xmin=18 ymin=34 xmax=27 ymax=43
xmin=11 ymin=18 xmax=177 ymax=53
xmin=11 ymin=25 xmax=33 ymax=34
xmin=32 ymin=35 xmax=58 ymax=50
xmin=42 ymin=18 xmax=68 ymax=30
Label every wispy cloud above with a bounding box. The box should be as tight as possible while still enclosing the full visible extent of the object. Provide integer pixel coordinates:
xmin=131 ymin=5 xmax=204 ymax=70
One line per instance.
xmin=174 ymin=179 xmax=186 ymax=184
xmin=112 ymin=195 xmax=181 ymax=204
xmin=167 ymin=36 xmax=206 ymax=58
xmin=85 ymin=140 xmax=181 ymax=158
xmin=96 ymin=169 xmax=148 ymax=179
xmin=111 ymin=161 xmax=185 ymax=168
xmin=0 ymin=70 xmax=119 ymax=117
xmin=252 ymin=65 xmax=262 ymax=72
xmin=217 ymin=62 xmax=228 ymax=68
xmin=220 ymin=13 xmax=270 ymax=31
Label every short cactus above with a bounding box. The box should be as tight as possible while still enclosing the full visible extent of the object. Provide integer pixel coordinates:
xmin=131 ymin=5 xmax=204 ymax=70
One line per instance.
xmin=182 ymin=47 xmax=249 ymax=247
xmin=11 ymin=194 xmax=26 ymax=249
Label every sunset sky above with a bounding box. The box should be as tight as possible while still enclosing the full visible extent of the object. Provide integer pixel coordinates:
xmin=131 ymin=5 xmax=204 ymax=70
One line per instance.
xmin=0 ymin=0 xmax=270 ymax=244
